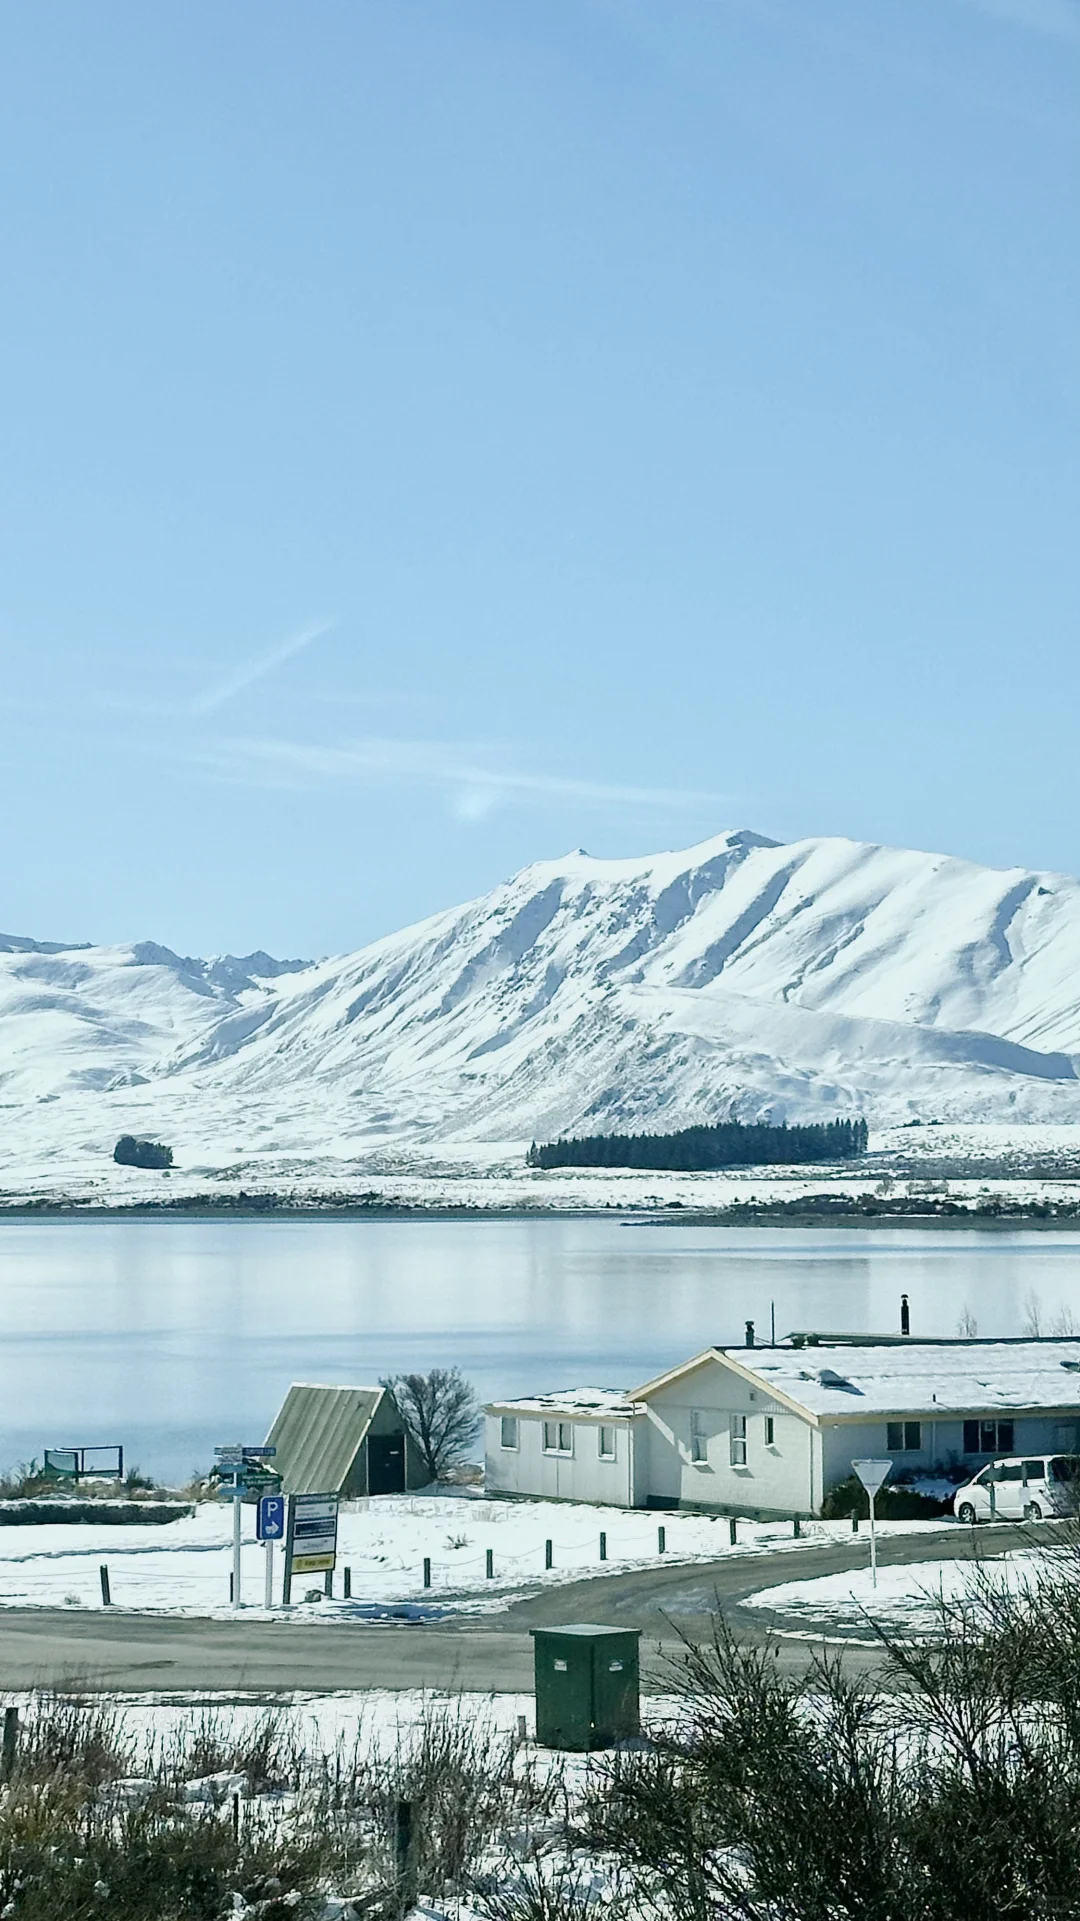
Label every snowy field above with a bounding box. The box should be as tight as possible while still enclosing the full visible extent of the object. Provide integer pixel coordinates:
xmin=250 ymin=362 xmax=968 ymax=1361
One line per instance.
xmin=7 ymin=1126 xmax=1080 ymax=1214
xmin=745 ymin=1548 xmax=1043 ymax=1636
xmin=0 ymin=1493 xmax=954 ymax=1618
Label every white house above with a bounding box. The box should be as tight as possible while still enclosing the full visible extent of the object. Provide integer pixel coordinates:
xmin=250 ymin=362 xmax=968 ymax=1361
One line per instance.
xmin=485 ymin=1336 xmax=1080 ymax=1518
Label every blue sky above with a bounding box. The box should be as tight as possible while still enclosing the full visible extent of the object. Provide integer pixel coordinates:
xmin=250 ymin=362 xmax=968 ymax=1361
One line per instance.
xmin=2 ymin=0 xmax=1078 ymax=957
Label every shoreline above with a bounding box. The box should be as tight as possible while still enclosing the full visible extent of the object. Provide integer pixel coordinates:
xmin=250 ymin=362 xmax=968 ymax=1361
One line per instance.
xmin=2 ymin=1197 xmax=1080 ymax=1228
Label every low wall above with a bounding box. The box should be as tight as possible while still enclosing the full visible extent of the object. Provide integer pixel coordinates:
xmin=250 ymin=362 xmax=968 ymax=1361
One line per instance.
xmin=0 ymin=1500 xmax=194 ymax=1526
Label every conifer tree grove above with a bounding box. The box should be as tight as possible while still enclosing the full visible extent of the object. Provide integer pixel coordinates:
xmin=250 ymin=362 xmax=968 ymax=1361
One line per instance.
xmin=526 ymin=1115 xmax=868 ymax=1172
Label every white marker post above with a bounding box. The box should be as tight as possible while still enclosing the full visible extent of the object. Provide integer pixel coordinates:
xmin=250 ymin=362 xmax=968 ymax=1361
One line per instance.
xmin=264 ymin=1538 xmax=274 ymax=1610
xmin=232 ymin=1482 xmax=243 ymax=1608
xmin=851 ymin=1458 xmax=892 ymax=1589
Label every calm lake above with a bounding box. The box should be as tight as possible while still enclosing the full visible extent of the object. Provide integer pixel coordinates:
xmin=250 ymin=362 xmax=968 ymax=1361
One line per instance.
xmin=2 ymin=1219 xmax=1080 ymax=1482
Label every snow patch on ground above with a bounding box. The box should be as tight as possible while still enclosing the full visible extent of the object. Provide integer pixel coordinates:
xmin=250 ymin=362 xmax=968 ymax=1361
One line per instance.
xmin=745 ymin=1548 xmax=1042 ymax=1634
xmin=0 ymin=1494 xmax=955 ymax=1618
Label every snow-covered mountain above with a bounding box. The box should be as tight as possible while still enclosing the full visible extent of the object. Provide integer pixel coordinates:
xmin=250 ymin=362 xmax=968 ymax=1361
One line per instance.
xmin=6 ymin=827 xmax=1080 ymax=1184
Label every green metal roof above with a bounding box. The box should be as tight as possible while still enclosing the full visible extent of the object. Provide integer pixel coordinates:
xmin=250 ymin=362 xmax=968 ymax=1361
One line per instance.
xmin=266 ymin=1382 xmax=385 ymax=1495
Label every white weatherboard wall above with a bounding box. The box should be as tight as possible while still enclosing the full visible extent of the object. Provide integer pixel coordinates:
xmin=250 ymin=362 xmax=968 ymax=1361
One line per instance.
xmin=636 ymin=1354 xmax=819 ymax=1518
xmin=484 ymin=1396 xmax=644 ymax=1507
xmin=819 ymin=1413 xmax=1080 ymax=1487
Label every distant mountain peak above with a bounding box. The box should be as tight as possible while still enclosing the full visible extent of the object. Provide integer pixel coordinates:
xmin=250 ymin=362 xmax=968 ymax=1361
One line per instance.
xmin=4 ymin=829 xmax=1080 ymax=1172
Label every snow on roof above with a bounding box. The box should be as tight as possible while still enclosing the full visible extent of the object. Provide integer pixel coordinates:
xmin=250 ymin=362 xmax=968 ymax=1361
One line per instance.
xmin=486 ymin=1387 xmax=641 ymax=1420
xmin=722 ymin=1340 xmax=1080 ymax=1418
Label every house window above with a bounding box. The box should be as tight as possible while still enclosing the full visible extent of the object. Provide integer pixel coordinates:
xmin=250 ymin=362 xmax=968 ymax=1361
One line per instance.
xmin=597 ymin=1426 xmax=616 ymax=1460
xmin=886 ymin=1421 xmax=922 ymax=1452
xmin=730 ymin=1414 xmax=748 ymax=1467
xmin=543 ymin=1421 xmax=573 ymax=1455
xmin=764 ymin=1416 xmax=775 ymax=1446
xmin=963 ymin=1419 xmax=1014 ymax=1454
xmin=690 ymin=1411 xmax=708 ymax=1463
xmin=500 ymin=1416 xmax=519 ymax=1450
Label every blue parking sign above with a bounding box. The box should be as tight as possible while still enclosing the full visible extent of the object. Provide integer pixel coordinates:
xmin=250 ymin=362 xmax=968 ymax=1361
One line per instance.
xmin=257 ymin=1494 xmax=286 ymax=1541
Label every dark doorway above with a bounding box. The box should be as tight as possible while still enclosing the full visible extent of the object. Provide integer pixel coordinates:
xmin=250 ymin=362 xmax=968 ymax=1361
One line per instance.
xmin=367 ymin=1433 xmax=406 ymax=1495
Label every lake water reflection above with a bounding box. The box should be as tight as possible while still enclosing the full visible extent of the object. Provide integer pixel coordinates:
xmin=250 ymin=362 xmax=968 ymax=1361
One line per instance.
xmin=2 ymin=1218 xmax=1080 ymax=1480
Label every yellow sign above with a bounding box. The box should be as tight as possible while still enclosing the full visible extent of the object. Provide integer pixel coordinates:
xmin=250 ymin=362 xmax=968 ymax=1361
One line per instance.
xmin=291 ymin=1552 xmax=335 ymax=1574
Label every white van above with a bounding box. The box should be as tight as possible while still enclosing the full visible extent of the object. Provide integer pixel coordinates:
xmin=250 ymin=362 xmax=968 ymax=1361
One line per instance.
xmin=953 ymin=1454 xmax=1080 ymax=1524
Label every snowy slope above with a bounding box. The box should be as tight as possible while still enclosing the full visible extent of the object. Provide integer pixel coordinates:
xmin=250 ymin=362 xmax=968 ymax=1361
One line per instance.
xmin=5 ymin=827 xmax=1080 ymax=1185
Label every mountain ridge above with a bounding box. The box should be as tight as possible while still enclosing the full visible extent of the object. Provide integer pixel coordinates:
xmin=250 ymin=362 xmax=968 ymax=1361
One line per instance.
xmin=5 ymin=826 xmax=1080 ymax=1186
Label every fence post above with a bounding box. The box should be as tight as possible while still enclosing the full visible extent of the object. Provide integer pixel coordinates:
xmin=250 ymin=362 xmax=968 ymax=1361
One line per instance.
xmin=485 ymin=1548 xmax=494 ymax=1579
xmin=657 ymin=1525 xmax=666 ymax=1554
xmin=423 ymin=1556 xmax=431 ymax=1588
xmin=852 ymin=1514 xmax=860 ymax=1533
xmin=729 ymin=1517 xmax=738 ymax=1546
xmin=516 ymin=1713 xmax=527 ymax=1746
xmin=343 ymin=1566 xmax=352 ymax=1599
xmin=793 ymin=1516 xmax=801 ymax=1538
xmin=324 ymin=1569 xmax=333 ymax=1599
xmin=2 ymin=1708 xmax=18 ymax=1781
xmin=544 ymin=1539 xmax=553 ymax=1570
xmin=99 ymin=1564 xmax=111 ymax=1607
xmin=599 ymin=1530 xmax=607 ymax=1562
xmin=393 ymin=1797 xmax=415 ymax=1917
xmin=231 ymin=1791 xmax=240 ymax=1841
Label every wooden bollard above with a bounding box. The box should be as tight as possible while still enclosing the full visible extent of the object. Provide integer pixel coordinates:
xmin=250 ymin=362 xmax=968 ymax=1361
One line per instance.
xmin=324 ymin=1569 xmax=333 ymax=1598
xmin=793 ymin=1517 xmax=801 ymax=1538
xmin=852 ymin=1515 xmax=860 ymax=1534
xmin=729 ymin=1517 xmax=738 ymax=1546
xmin=544 ymin=1538 xmax=553 ymax=1570
xmin=394 ymin=1797 xmax=415 ymax=1915
xmin=599 ymin=1530 xmax=607 ymax=1561
xmin=657 ymin=1525 xmax=666 ymax=1554
xmin=343 ymin=1566 xmax=352 ymax=1599
xmin=99 ymin=1564 xmax=112 ymax=1606
xmin=422 ymin=1556 xmax=431 ymax=1588
xmin=485 ymin=1547 xmax=494 ymax=1579
xmin=2 ymin=1707 xmax=18 ymax=1781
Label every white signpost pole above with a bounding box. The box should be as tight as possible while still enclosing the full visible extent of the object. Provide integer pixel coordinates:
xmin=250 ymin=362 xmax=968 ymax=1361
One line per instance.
xmin=232 ymin=1483 xmax=243 ymax=1608
xmin=264 ymin=1537 xmax=274 ymax=1610
xmin=851 ymin=1458 xmax=892 ymax=1590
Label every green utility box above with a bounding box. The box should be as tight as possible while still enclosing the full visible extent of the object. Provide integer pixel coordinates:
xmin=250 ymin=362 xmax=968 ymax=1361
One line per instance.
xmin=531 ymin=1624 xmax=641 ymax=1751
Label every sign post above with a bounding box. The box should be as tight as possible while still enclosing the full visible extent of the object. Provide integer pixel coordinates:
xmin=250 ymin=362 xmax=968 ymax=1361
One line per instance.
xmin=282 ymin=1493 xmax=339 ymax=1603
xmin=257 ymin=1493 xmax=286 ymax=1609
xmin=215 ymin=1445 xmax=277 ymax=1611
xmin=851 ymin=1458 xmax=891 ymax=1589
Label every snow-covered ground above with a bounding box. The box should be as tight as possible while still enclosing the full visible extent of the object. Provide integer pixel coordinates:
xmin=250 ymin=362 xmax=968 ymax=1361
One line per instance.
xmin=0 ymin=1493 xmax=955 ymax=1618
xmin=745 ymin=1548 xmax=1042 ymax=1636
xmin=6 ymin=1133 xmax=1080 ymax=1215
xmin=7 ymin=829 xmax=1080 ymax=1210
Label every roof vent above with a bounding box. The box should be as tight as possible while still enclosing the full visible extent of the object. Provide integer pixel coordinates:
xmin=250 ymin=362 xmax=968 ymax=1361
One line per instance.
xmin=818 ymin=1368 xmax=851 ymax=1388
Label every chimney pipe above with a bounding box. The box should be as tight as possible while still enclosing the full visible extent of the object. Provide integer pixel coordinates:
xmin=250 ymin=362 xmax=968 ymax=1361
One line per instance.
xmin=901 ymin=1294 xmax=910 ymax=1338
xmin=745 ymin=1319 xmax=755 ymax=1348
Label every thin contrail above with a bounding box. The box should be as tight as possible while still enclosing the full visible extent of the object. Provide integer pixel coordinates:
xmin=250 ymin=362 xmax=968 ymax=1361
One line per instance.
xmin=190 ymin=621 xmax=334 ymax=715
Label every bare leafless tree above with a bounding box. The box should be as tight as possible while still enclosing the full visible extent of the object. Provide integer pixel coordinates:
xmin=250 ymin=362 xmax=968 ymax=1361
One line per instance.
xmin=381 ymin=1368 xmax=482 ymax=1482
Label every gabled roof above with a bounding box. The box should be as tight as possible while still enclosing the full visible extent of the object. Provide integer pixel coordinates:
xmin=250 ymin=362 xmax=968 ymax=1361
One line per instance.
xmin=266 ymin=1382 xmax=385 ymax=1495
xmin=631 ymin=1349 xmax=817 ymax=1423
xmin=633 ymin=1341 xmax=1080 ymax=1421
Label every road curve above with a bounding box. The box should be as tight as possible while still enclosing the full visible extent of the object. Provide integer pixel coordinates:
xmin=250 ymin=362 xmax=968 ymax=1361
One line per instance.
xmin=0 ymin=1521 xmax=1037 ymax=1695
